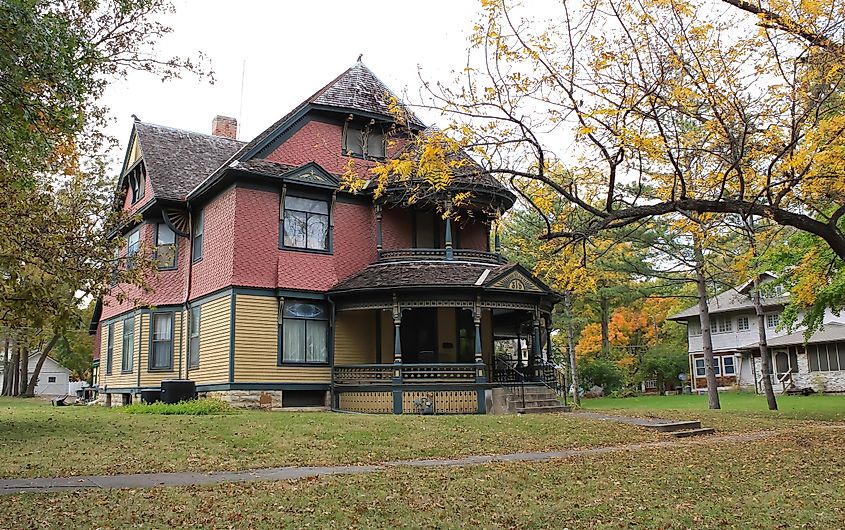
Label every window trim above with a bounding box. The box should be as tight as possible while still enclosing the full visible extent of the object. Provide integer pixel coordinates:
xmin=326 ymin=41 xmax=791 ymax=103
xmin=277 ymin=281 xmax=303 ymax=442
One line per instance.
xmin=736 ymin=316 xmax=750 ymax=332
xmin=155 ymin=222 xmax=178 ymax=270
xmin=694 ymin=358 xmax=705 ymax=377
xmin=106 ymin=323 xmax=114 ymax=376
xmin=188 ymin=305 xmax=200 ymax=369
xmin=278 ymin=300 xmax=330 ymax=366
xmin=279 ymin=194 xmax=333 ymax=254
xmin=342 ymin=122 xmax=386 ymax=161
xmin=148 ymin=311 xmax=175 ymax=372
xmin=192 ymin=209 xmax=204 ymax=263
xmin=121 ymin=316 xmax=135 ymax=373
xmin=47 ymin=376 xmax=57 ymax=383
xmin=765 ymin=313 xmax=780 ymax=329
xmin=126 ymin=226 xmax=142 ymax=268
xmin=722 ymin=355 xmax=735 ymax=375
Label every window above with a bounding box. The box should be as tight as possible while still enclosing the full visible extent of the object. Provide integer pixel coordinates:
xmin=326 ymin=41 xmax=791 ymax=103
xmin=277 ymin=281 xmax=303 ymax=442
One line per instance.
xmin=106 ymin=323 xmax=114 ymax=375
xmin=343 ymin=123 xmax=385 ymax=159
xmin=713 ymin=358 xmax=721 ymax=376
xmin=122 ymin=316 xmax=134 ymax=373
xmin=737 ymin=316 xmax=750 ymax=332
xmin=150 ymin=313 xmax=173 ymax=370
xmin=695 ymin=358 xmax=705 ymax=377
xmin=710 ymin=317 xmax=733 ymax=334
xmin=156 ymin=223 xmax=177 ymax=269
xmin=127 ymin=228 xmax=141 ymax=267
xmin=129 ymin=166 xmax=146 ymax=204
xmin=280 ymin=301 xmax=328 ymax=364
xmin=189 ymin=306 xmax=200 ymax=368
xmin=282 ymin=196 xmax=330 ymax=251
xmin=192 ymin=209 xmax=203 ymax=262
xmin=722 ymin=356 xmax=735 ymax=375
xmin=48 ymin=376 xmax=56 ymax=383
xmin=688 ymin=321 xmax=702 ymax=337
xmin=766 ymin=313 xmax=780 ymax=329
xmin=808 ymin=342 xmax=844 ymax=372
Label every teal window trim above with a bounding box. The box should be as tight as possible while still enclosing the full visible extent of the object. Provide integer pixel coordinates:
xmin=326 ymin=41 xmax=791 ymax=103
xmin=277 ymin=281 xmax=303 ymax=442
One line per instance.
xmin=149 ymin=311 xmax=175 ymax=372
xmin=105 ymin=323 xmax=114 ymax=375
xmin=192 ymin=209 xmax=204 ymax=263
xmin=121 ymin=316 xmax=135 ymax=373
xmin=155 ymin=222 xmax=177 ymax=270
xmin=189 ymin=305 xmax=200 ymax=369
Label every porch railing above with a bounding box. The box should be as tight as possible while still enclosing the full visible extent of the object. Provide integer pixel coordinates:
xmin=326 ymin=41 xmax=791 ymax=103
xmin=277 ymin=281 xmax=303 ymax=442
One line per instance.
xmin=333 ymin=363 xmax=477 ymax=385
xmin=378 ymin=248 xmax=502 ymax=264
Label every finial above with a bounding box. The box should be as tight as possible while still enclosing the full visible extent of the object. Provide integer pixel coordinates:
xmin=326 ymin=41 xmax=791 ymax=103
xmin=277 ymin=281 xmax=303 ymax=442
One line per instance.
xmin=357 ymin=53 xmax=363 ymax=62
xmin=131 ymin=114 xmax=140 ymax=122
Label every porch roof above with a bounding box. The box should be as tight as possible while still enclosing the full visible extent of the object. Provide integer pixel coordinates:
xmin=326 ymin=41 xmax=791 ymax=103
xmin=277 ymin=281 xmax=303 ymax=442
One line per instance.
xmin=739 ymin=322 xmax=845 ymax=349
xmin=330 ymin=260 xmax=557 ymax=299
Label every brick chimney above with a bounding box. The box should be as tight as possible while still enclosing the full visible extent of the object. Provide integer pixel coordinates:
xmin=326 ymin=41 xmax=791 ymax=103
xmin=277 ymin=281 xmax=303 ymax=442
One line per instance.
xmin=211 ymin=115 xmax=238 ymax=139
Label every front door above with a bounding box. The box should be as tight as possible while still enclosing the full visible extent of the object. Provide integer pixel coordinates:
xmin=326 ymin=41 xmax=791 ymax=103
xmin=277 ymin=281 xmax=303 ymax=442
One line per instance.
xmin=401 ymin=308 xmax=438 ymax=362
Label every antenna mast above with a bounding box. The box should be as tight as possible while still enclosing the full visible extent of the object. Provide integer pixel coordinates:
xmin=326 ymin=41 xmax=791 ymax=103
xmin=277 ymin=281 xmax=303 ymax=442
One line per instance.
xmin=238 ymin=59 xmax=246 ymax=140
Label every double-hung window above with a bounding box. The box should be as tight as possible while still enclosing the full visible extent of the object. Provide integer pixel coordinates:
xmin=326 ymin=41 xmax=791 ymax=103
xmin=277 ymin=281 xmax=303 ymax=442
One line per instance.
xmin=722 ymin=356 xmax=735 ymax=375
xmin=736 ymin=316 xmax=750 ymax=332
xmin=343 ymin=123 xmax=385 ymax=159
xmin=127 ymin=229 xmax=141 ymax=268
xmin=694 ymin=358 xmax=705 ymax=377
xmin=106 ymin=323 xmax=114 ymax=375
xmin=766 ymin=313 xmax=780 ymax=329
xmin=150 ymin=313 xmax=173 ymax=370
xmin=156 ymin=223 xmax=177 ymax=269
xmin=282 ymin=196 xmax=330 ymax=251
xmin=192 ymin=210 xmax=204 ymax=262
xmin=189 ymin=306 xmax=200 ymax=368
xmin=121 ymin=316 xmax=134 ymax=373
xmin=710 ymin=317 xmax=733 ymax=334
xmin=280 ymin=301 xmax=328 ymax=364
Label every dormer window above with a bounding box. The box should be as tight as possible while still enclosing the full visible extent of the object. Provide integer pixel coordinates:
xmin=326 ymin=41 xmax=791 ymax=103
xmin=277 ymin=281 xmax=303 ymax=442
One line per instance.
xmin=128 ymin=164 xmax=146 ymax=204
xmin=343 ymin=122 xmax=385 ymax=159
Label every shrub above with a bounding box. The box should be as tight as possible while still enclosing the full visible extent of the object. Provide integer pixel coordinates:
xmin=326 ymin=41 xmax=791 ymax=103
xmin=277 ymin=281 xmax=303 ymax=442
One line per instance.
xmin=579 ymin=358 xmax=624 ymax=393
xmin=120 ymin=398 xmax=232 ymax=415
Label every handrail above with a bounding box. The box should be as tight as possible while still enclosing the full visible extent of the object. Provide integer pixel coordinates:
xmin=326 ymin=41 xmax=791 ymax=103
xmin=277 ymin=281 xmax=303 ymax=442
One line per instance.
xmin=378 ymin=248 xmax=502 ymax=264
xmin=496 ymin=362 xmax=526 ymax=409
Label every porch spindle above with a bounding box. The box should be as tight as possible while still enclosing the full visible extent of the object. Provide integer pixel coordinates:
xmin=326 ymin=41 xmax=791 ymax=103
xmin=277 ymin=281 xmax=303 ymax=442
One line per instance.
xmin=532 ymin=313 xmax=542 ymax=381
xmin=444 ymin=217 xmax=454 ymax=260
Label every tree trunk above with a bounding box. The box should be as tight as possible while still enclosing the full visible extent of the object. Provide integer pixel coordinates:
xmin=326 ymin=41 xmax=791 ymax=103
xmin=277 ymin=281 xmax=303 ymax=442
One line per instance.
xmin=753 ymin=286 xmax=778 ymax=411
xmin=9 ymin=345 xmax=20 ymax=396
xmin=18 ymin=345 xmax=28 ymax=396
xmin=23 ymin=334 xmax=60 ymax=397
xmin=564 ymin=291 xmax=581 ymax=407
xmin=599 ymin=295 xmax=610 ymax=356
xmin=694 ymin=238 xmax=721 ymax=409
xmin=1 ymin=338 xmax=9 ymax=396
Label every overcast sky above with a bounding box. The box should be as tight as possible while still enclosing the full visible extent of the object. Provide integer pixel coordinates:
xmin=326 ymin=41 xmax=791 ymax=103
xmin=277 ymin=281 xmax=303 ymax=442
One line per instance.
xmin=101 ymin=0 xmax=483 ymax=165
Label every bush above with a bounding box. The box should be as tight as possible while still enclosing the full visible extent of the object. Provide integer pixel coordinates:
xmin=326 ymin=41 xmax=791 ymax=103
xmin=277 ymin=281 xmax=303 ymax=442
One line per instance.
xmin=608 ymin=388 xmax=641 ymax=399
xmin=579 ymin=358 xmax=624 ymax=392
xmin=120 ymin=398 xmax=232 ymax=415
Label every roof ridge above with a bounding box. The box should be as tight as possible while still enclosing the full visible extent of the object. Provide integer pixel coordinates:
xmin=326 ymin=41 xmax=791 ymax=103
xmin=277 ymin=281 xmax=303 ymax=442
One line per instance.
xmin=136 ymin=121 xmax=246 ymax=144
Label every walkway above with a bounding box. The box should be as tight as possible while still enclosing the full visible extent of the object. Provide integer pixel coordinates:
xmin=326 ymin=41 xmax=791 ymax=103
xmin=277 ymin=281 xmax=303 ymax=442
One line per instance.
xmin=0 ymin=431 xmax=773 ymax=495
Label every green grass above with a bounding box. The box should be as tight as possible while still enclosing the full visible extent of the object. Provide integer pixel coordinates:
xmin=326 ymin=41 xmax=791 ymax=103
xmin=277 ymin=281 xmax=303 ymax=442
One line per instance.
xmin=0 ymin=397 xmax=663 ymax=479
xmin=582 ymin=391 xmax=845 ymax=420
xmin=3 ymin=426 xmax=844 ymax=528
xmin=120 ymin=398 xmax=232 ymax=415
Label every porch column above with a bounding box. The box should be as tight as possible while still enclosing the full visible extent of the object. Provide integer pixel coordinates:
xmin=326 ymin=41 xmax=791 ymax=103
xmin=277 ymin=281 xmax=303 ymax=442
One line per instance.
xmin=444 ymin=199 xmax=454 ymax=260
xmin=545 ymin=316 xmax=554 ymax=363
xmin=474 ymin=299 xmax=487 ymax=413
xmin=375 ymin=204 xmax=383 ymax=255
xmin=392 ymin=295 xmax=402 ymax=414
xmin=531 ymin=308 xmax=542 ymax=381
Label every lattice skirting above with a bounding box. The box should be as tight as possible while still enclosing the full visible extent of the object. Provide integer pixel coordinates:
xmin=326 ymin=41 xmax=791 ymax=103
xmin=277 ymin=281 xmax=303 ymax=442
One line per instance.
xmin=337 ymin=391 xmax=393 ymax=413
xmin=402 ymin=390 xmax=478 ymax=414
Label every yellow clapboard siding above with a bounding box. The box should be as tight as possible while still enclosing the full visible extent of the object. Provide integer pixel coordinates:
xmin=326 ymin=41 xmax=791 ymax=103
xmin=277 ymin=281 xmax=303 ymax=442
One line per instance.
xmin=334 ymin=310 xmax=377 ymax=364
xmin=233 ymin=294 xmax=331 ymax=383
xmin=188 ymin=295 xmax=231 ymax=385
xmin=139 ymin=311 xmax=180 ymax=386
xmin=102 ymin=320 xmax=133 ymax=389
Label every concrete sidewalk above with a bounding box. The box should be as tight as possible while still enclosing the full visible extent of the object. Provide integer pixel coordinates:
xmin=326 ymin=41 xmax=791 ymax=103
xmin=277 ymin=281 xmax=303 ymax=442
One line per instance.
xmin=0 ymin=431 xmax=772 ymax=496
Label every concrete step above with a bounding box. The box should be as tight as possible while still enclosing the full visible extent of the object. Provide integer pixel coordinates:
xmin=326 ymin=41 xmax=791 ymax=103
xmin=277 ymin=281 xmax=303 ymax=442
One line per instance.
xmin=670 ymin=427 xmax=716 ymax=438
xmin=515 ymin=405 xmax=571 ymax=414
xmin=507 ymin=398 xmax=562 ymax=408
xmin=646 ymin=421 xmax=702 ymax=433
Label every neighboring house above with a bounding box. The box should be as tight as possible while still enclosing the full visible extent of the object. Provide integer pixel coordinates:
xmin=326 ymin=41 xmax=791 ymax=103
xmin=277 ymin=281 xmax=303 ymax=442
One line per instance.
xmin=90 ymin=61 xmax=560 ymax=413
xmin=0 ymin=353 xmax=71 ymax=396
xmin=668 ymin=274 xmax=845 ymax=393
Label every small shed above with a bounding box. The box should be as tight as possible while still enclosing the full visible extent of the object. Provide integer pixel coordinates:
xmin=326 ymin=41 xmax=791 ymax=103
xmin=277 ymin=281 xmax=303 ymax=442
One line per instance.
xmin=0 ymin=353 xmax=72 ymax=396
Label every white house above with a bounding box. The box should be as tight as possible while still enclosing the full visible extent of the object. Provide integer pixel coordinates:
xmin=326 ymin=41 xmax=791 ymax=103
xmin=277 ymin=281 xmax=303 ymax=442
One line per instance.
xmin=0 ymin=353 xmax=72 ymax=396
xmin=668 ymin=274 xmax=845 ymax=393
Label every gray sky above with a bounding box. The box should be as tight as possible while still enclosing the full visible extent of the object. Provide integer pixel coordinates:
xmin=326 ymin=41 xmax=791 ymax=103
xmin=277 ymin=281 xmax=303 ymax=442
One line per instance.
xmin=102 ymin=0 xmax=482 ymax=163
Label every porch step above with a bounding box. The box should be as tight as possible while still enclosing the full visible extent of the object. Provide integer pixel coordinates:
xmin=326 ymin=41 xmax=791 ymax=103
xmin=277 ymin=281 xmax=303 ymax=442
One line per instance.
xmin=508 ymin=398 xmax=562 ymax=409
xmin=516 ymin=404 xmax=571 ymax=414
xmin=670 ymin=427 xmax=716 ymax=438
xmin=645 ymin=421 xmax=702 ymax=433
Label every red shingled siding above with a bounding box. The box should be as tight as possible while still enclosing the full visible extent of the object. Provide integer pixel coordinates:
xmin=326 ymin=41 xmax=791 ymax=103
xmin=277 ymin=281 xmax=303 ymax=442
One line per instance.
xmin=190 ymin=186 xmax=237 ymax=299
xmin=231 ymin=186 xmax=377 ymax=291
xmin=381 ymin=206 xmax=412 ymax=250
xmin=101 ymin=222 xmax=190 ymax=320
xmin=457 ymin=219 xmax=489 ymax=251
xmin=264 ymin=120 xmax=377 ymax=175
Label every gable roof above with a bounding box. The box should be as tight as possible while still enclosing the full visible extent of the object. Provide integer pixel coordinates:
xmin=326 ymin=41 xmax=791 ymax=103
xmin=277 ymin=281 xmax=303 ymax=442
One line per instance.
xmin=669 ymin=288 xmax=788 ymax=320
xmin=189 ymin=61 xmax=425 ymax=200
xmin=133 ymin=122 xmax=245 ymax=201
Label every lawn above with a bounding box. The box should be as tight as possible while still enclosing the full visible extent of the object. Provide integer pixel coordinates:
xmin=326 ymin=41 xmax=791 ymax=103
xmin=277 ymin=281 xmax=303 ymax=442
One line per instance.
xmin=3 ymin=425 xmax=844 ymax=528
xmin=0 ymin=397 xmax=663 ymax=479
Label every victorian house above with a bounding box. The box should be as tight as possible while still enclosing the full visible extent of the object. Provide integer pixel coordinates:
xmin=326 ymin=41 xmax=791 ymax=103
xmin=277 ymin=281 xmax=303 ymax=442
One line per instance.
xmin=91 ymin=61 xmax=562 ymax=413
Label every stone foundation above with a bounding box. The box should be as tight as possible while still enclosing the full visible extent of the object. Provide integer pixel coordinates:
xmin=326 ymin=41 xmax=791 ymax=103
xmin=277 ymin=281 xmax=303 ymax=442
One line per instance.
xmin=204 ymin=390 xmax=284 ymax=409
